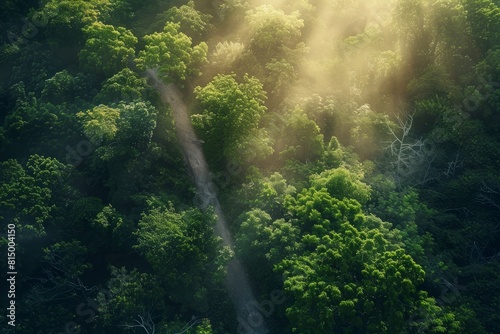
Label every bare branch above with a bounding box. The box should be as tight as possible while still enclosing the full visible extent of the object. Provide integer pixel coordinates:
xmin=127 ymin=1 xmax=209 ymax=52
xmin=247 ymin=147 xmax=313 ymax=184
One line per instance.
xmin=443 ymin=151 xmax=463 ymax=177
xmin=26 ymin=251 xmax=96 ymax=305
xmin=171 ymin=316 xmax=203 ymax=334
xmin=121 ymin=313 xmax=156 ymax=334
xmin=476 ymin=182 xmax=500 ymax=211
xmin=384 ymin=110 xmax=437 ymax=187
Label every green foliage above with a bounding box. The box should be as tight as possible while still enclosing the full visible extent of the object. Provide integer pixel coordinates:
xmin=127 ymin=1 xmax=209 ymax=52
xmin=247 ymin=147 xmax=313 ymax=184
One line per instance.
xmin=196 ymin=319 xmax=214 ymax=334
xmin=4 ymin=83 xmax=80 ymax=152
xmin=96 ymin=266 xmax=165 ymax=329
xmin=40 ymin=70 xmax=94 ymax=104
xmin=350 ymin=104 xmax=395 ymax=160
xmin=77 ymin=105 xmax=120 ymax=145
xmin=209 ymin=41 xmax=245 ymax=73
xmin=7 ymin=42 xmax=60 ymax=93
xmin=94 ymin=68 xmax=149 ymax=103
xmin=2 ymin=0 xmax=500 ymax=332
xmin=155 ymin=0 xmax=212 ymax=41
xmin=91 ymin=204 xmax=132 ymax=248
xmin=463 ymin=0 xmax=500 ymax=53
xmin=193 ymin=73 xmax=271 ymax=164
xmin=407 ymin=64 xmax=456 ymax=101
xmin=310 ymin=167 xmax=371 ymax=205
xmin=135 ymin=22 xmax=208 ymax=83
xmin=235 ymin=209 xmax=301 ymax=266
xmin=236 ymin=167 xmax=296 ymax=216
xmin=277 ymin=220 xmax=460 ymax=333
xmin=79 ymin=21 xmax=137 ymax=76
xmin=37 ymin=0 xmax=105 ymax=45
xmin=245 ymin=5 xmax=304 ymax=60
xmin=43 ymin=240 xmax=91 ymax=278
xmin=78 ymin=100 xmax=158 ymax=156
xmin=0 ymin=155 xmax=66 ymax=238
xmin=284 ymin=186 xmax=365 ymax=235
xmin=134 ymin=204 xmax=231 ymax=311
xmin=277 ymin=106 xmax=324 ymax=162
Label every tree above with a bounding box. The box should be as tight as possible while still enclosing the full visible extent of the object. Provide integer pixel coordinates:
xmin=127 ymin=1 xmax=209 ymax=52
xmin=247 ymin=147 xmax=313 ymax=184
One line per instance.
xmin=77 ymin=100 xmax=158 ymax=154
xmin=192 ymin=73 xmax=271 ymax=164
xmin=28 ymin=240 xmax=94 ymax=304
xmin=96 ymin=266 xmax=165 ymax=331
xmin=393 ymin=0 xmax=434 ymax=75
xmin=349 ymin=104 xmax=395 ymax=160
xmin=8 ymin=42 xmax=60 ymax=93
xmin=135 ymin=22 xmax=208 ymax=83
xmin=209 ymin=41 xmax=245 ymax=74
xmin=134 ymin=204 xmax=231 ymax=311
xmin=284 ymin=186 xmax=366 ymax=235
xmin=40 ymin=70 xmax=94 ymax=104
xmin=462 ymin=0 xmax=500 ymax=54
xmin=264 ymin=58 xmax=298 ymax=96
xmin=93 ymin=68 xmax=150 ymax=104
xmin=0 ymin=155 xmax=68 ymax=238
xmin=235 ymin=209 xmax=301 ymax=267
xmin=276 ymin=106 xmax=324 ymax=163
xmin=155 ymin=0 xmax=212 ymax=42
xmin=90 ymin=204 xmax=133 ymax=249
xmin=4 ymin=82 xmax=80 ymax=153
xmin=236 ymin=167 xmax=296 ymax=217
xmin=77 ymin=104 xmax=121 ymax=146
xmin=277 ymin=220 xmax=460 ymax=334
xmin=310 ymin=167 xmax=371 ymax=205
xmin=245 ymin=5 xmax=304 ymax=61
xmin=385 ymin=110 xmax=435 ymax=188
xmin=36 ymin=0 xmax=106 ymax=46
xmin=79 ymin=21 xmax=137 ymax=76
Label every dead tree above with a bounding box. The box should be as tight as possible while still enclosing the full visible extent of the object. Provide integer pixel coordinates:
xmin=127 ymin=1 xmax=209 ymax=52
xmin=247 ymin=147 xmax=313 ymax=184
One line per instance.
xmin=27 ymin=248 xmax=96 ymax=305
xmin=122 ymin=314 xmax=156 ymax=334
xmin=476 ymin=182 xmax=500 ymax=212
xmin=385 ymin=110 xmax=436 ymax=188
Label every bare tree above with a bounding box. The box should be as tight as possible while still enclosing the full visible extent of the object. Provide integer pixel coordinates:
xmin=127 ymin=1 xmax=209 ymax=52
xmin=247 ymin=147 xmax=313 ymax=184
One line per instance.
xmin=170 ymin=316 xmax=203 ymax=334
xmin=476 ymin=182 xmax=500 ymax=212
xmin=469 ymin=240 xmax=500 ymax=264
xmin=385 ymin=110 xmax=436 ymax=187
xmin=122 ymin=314 xmax=156 ymax=334
xmin=27 ymin=248 xmax=96 ymax=305
xmin=443 ymin=151 xmax=463 ymax=178
xmin=121 ymin=309 xmax=202 ymax=334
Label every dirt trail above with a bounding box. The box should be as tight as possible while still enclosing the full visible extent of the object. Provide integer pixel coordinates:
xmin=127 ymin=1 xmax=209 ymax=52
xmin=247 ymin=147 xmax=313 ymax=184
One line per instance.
xmin=146 ymin=69 xmax=268 ymax=334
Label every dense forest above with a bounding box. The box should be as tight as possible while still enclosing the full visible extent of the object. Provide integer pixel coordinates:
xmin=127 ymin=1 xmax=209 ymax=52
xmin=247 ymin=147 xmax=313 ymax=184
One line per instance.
xmin=1 ymin=0 xmax=499 ymax=333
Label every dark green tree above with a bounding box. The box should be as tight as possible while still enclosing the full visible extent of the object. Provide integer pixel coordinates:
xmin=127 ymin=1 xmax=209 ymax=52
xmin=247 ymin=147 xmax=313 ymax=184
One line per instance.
xmin=134 ymin=204 xmax=231 ymax=311
xmin=79 ymin=21 xmax=137 ymax=76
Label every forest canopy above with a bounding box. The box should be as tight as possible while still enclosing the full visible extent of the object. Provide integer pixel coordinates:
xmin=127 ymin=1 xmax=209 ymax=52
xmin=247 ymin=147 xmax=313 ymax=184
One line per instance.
xmin=1 ymin=0 xmax=499 ymax=333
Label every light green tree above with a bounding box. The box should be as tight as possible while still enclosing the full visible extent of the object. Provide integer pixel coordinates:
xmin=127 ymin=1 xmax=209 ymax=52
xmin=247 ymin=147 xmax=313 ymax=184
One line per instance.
xmin=245 ymin=4 xmax=304 ymax=60
xmin=193 ymin=73 xmax=271 ymax=164
xmin=277 ymin=220 xmax=460 ymax=333
xmin=135 ymin=22 xmax=208 ymax=83
xmin=77 ymin=105 xmax=120 ymax=145
xmin=310 ymin=167 xmax=371 ymax=205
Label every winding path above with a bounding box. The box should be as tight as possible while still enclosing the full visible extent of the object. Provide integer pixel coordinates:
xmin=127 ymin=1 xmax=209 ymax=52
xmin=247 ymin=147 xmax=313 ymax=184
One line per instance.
xmin=146 ymin=69 xmax=268 ymax=334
